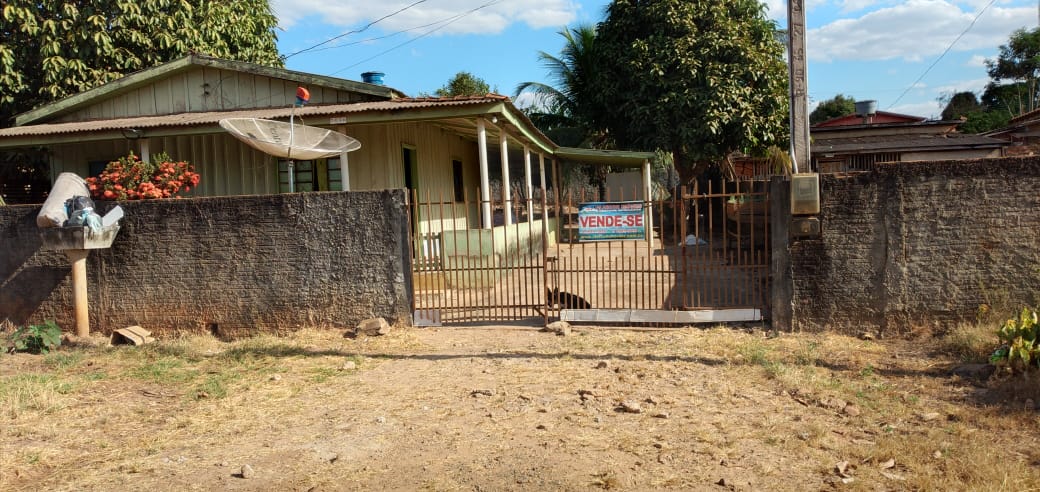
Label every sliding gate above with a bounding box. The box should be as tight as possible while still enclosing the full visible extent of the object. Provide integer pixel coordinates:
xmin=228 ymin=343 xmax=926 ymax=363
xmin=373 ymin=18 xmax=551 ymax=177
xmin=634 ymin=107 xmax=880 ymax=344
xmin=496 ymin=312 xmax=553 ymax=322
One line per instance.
xmin=408 ymin=179 xmax=771 ymax=326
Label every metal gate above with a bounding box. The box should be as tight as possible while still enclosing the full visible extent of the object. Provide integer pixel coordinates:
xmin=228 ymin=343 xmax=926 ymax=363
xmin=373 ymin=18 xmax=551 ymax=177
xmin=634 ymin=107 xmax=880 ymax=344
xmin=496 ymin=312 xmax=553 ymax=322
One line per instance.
xmin=408 ymin=178 xmax=771 ymax=326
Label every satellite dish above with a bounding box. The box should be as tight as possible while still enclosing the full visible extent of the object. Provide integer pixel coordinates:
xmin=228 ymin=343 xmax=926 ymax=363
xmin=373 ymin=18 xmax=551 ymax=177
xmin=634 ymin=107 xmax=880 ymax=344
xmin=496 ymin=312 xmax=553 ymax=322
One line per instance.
xmin=219 ymin=118 xmax=361 ymax=160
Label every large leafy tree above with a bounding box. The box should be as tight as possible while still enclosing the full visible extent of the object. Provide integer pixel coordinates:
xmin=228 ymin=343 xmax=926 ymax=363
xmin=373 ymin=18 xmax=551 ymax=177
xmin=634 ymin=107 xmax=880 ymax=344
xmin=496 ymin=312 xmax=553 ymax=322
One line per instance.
xmin=434 ymin=71 xmax=492 ymax=97
xmin=939 ymin=91 xmax=981 ymax=121
xmin=589 ymin=0 xmax=788 ymax=184
xmin=514 ymin=25 xmax=601 ymax=148
xmin=986 ymin=27 xmax=1040 ymax=114
xmin=0 ymin=0 xmax=281 ymax=126
xmin=810 ymin=94 xmax=856 ymax=125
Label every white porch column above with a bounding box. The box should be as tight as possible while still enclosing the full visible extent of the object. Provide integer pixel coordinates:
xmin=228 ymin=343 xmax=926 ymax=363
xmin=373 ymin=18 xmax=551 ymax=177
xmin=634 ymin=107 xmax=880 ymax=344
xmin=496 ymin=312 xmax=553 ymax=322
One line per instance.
xmin=538 ymin=153 xmax=547 ymax=208
xmin=643 ymin=159 xmax=653 ymax=245
xmin=477 ymin=119 xmax=492 ymax=229
xmin=139 ymin=139 xmax=150 ymax=163
xmin=500 ymin=131 xmax=513 ymax=226
xmin=340 ymin=151 xmax=351 ymax=191
xmin=523 ymin=145 xmax=533 ymax=221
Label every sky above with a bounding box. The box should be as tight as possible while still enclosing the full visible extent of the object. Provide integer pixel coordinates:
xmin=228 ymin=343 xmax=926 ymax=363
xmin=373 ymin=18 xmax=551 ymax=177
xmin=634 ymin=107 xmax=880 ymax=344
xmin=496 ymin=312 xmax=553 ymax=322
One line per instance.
xmin=271 ymin=0 xmax=1039 ymax=119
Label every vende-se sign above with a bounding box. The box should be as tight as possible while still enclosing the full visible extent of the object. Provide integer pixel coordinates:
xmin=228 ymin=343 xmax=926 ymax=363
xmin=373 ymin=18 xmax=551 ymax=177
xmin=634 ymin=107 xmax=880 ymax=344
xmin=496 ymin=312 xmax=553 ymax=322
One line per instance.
xmin=578 ymin=201 xmax=644 ymax=241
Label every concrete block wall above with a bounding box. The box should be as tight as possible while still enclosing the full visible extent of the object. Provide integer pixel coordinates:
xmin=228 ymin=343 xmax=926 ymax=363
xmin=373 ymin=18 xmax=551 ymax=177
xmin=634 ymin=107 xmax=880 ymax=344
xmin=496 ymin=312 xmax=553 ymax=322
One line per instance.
xmin=784 ymin=157 xmax=1040 ymax=335
xmin=1 ymin=191 xmax=412 ymax=338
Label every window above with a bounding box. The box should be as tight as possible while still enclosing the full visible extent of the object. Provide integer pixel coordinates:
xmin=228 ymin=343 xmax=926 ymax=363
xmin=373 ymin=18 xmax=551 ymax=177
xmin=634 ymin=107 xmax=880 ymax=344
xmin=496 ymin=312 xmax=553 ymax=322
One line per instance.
xmin=278 ymin=158 xmax=344 ymax=192
xmin=452 ymin=159 xmax=464 ymax=202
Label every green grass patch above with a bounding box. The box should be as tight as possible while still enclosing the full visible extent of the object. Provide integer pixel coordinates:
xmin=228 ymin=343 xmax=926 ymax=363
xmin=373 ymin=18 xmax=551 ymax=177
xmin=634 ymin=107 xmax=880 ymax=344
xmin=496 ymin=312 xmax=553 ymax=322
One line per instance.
xmin=126 ymin=358 xmax=199 ymax=384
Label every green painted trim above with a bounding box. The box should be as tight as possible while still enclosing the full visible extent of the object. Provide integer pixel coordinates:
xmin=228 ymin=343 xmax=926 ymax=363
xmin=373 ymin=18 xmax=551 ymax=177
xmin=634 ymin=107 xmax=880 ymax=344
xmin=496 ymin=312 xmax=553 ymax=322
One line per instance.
xmin=497 ymin=104 xmax=557 ymax=155
xmin=554 ymin=147 xmax=655 ymax=167
xmin=14 ymin=54 xmax=402 ymax=127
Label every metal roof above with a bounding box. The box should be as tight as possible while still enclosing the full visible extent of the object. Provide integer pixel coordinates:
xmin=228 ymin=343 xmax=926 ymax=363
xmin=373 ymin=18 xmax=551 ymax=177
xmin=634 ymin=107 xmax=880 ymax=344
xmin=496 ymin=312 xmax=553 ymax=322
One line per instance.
xmin=0 ymin=96 xmax=512 ymax=138
xmin=812 ymin=133 xmax=1006 ymax=154
xmin=554 ymin=147 xmax=655 ymax=167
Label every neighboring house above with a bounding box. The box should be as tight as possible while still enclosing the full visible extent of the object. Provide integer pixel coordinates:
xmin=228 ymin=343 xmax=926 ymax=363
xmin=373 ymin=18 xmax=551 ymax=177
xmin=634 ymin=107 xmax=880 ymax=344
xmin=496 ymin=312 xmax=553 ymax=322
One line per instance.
xmin=0 ymin=54 xmax=653 ymax=238
xmin=810 ymin=108 xmax=1006 ymax=172
xmin=984 ymin=108 xmax=1040 ymax=156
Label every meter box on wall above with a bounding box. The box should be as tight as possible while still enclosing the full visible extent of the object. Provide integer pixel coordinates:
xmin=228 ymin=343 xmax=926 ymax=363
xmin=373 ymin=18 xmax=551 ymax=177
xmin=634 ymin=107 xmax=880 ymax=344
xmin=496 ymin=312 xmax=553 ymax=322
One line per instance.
xmin=791 ymin=173 xmax=820 ymax=215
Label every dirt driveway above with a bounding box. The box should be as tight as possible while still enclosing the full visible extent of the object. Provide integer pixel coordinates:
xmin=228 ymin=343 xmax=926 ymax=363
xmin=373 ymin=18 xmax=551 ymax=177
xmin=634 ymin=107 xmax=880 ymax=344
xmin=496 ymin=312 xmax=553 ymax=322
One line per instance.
xmin=2 ymin=325 xmax=1038 ymax=491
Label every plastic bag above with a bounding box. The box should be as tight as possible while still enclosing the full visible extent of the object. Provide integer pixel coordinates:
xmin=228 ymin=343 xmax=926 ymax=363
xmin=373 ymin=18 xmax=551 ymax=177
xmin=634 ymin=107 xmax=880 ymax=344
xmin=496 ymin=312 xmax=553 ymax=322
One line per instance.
xmin=64 ymin=196 xmax=103 ymax=233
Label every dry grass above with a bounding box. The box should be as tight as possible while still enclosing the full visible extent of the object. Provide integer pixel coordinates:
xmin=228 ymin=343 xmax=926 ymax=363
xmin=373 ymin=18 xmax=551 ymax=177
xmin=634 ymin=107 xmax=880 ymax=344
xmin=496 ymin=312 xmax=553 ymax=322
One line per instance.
xmin=1 ymin=325 xmax=1039 ymax=491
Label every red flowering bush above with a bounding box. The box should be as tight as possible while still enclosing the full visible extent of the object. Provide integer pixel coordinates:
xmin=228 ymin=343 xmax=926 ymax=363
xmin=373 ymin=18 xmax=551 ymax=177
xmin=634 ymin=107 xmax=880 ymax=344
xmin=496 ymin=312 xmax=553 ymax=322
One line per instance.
xmin=86 ymin=152 xmax=200 ymax=200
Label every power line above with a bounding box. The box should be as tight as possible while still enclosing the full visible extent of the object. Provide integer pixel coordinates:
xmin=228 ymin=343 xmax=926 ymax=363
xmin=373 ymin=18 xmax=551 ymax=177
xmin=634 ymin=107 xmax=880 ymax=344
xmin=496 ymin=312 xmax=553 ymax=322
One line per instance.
xmin=327 ymin=0 xmax=504 ymax=76
xmin=304 ymin=14 xmax=470 ymax=55
xmin=282 ymin=0 xmax=428 ymax=60
xmin=888 ymin=0 xmax=998 ymax=109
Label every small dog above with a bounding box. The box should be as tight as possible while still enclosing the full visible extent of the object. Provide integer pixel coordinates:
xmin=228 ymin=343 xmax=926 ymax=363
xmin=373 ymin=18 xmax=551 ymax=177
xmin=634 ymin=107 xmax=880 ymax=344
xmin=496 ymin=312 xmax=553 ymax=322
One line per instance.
xmin=546 ymin=287 xmax=592 ymax=310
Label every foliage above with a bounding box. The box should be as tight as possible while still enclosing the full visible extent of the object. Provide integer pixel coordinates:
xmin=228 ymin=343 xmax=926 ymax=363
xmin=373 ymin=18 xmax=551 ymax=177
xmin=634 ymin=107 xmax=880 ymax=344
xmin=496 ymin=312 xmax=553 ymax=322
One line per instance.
xmin=7 ymin=321 xmax=62 ymax=355
xmin=589 ymin=0 xmax=789 ymax=185
xmin=85 ymin=152 xmax=200 ymax=200
xmin=0 ymin=0 xmax=282 ymax=126
xmin=991 ymin=308 xmax=1040 ymax=372
xmin=986 ymin=27 xmax=1040 ymax=114
xmin=940 ymin=91 xmax=982 ymax=121
xmin=434 ymin=71 xmax=492 ymax=97
xmin=810 ymin=94 xmax=856 ymax=125
xmin=515 ymin=24 xmax=604 ymax=148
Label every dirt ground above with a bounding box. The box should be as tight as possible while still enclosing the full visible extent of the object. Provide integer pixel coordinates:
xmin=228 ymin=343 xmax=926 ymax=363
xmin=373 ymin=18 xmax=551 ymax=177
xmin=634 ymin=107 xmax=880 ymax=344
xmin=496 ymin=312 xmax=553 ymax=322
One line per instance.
xmin=2 ymin=325 xmax=1039 ymax=491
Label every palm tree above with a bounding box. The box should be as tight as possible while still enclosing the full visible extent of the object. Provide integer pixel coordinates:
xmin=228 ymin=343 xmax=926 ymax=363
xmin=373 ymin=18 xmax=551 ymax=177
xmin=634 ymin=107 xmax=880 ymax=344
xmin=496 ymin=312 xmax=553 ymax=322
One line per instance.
xmin=514 ymin=25 xmax=602 ymax=148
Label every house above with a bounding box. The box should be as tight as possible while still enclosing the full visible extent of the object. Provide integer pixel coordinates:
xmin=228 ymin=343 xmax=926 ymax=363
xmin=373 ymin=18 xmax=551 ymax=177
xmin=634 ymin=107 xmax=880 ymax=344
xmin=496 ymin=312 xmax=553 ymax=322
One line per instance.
xmin=810 ymin=103 xmax=1006 ymax=173
xmin=983 ymin=107 xmax=1040 ymax=156
xmin=0 ymin=54 xmax=654 ymax=239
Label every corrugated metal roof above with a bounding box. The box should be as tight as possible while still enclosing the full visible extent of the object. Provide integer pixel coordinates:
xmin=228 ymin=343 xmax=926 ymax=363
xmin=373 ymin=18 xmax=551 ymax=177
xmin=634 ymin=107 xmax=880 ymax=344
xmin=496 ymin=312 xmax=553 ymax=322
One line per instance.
xmin=0 ymin=95 xmax=510 ymax=138
xmin=812 ymin=133 xmax=1006 ymax=154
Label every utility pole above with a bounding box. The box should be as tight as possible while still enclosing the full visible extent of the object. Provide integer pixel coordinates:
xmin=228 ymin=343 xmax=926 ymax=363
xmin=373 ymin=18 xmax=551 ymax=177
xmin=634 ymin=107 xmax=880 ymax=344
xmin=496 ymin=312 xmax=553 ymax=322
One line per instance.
xmin=788 ymin=0 xmax=810 ymax=173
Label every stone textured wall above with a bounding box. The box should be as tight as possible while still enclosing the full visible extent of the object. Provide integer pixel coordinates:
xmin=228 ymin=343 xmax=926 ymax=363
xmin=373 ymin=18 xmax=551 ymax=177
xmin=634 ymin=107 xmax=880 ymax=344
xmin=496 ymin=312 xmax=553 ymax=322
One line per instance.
xmin=1 ymin=191 xmax=413 ymax=337
xmin=787 ymin=157 xmax=1040 ymax=335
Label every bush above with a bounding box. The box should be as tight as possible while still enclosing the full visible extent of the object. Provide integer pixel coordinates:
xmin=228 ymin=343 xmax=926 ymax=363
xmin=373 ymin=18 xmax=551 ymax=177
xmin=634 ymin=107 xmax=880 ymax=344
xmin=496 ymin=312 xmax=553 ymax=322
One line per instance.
xmin=85 ymin=152 xmax=199 ymax=200
xmin=7 ymin=321 xmax=62 ymax=354
xmin=991 ymin=307 xmax=1040 ymax=372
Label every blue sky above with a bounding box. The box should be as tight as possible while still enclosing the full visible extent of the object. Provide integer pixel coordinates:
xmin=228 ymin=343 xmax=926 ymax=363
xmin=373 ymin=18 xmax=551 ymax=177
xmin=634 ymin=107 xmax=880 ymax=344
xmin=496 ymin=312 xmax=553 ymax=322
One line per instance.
xmin=272 ymin=0 xmax=1038 ymax=119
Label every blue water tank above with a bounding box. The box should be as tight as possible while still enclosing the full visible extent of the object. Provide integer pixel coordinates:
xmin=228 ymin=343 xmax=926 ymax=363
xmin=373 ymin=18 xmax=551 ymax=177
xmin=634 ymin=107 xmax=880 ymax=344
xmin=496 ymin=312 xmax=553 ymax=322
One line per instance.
xmin=361 ymin=72 xmax=385 ymax=85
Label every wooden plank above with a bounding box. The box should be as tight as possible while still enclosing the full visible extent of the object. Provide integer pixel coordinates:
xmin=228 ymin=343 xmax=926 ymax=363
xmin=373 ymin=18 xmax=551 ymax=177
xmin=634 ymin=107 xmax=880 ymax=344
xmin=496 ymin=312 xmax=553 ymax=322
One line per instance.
xmin=560 ymin=308 xmax=762 ymax=324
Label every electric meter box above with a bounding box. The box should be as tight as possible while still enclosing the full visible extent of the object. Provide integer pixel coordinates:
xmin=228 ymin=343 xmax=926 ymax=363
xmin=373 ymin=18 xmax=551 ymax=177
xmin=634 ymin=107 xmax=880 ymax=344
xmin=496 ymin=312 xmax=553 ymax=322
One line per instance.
xmin=791 ymin=173 xmax=820 ymax=215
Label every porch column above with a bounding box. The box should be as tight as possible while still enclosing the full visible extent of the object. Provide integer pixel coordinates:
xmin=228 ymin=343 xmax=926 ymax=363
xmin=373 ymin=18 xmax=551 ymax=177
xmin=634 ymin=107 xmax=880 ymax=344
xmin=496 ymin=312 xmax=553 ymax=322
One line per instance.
xmin=643 ymin=159 xmax=653 ymax=245
xmin=552 ymin=158 xmax=561 ymax=239
xmin=340 ymin=151 xmax=351 ymax=191
xmin=477 ymin=119 xmax=492 ymax=229
xmin=139 ymin=139 xmax=151 ymax=163
xmin=538 ymin=153 xmax=547 ymax=209
xmin=523 ymin=145 xmax=533 ymax=221
xmin=500 ymin=131 xmax=513 ymax=226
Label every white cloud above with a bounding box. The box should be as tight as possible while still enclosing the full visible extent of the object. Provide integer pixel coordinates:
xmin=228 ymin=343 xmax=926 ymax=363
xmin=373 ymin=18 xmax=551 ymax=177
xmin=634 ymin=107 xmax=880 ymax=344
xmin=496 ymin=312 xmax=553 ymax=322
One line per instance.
xmin=272 ymin=0 xmax=577 ymax=35
xmin=808 ymin=0 xmax=1034 ymax=62
xmin=932 ymin=76 xmax=989 ymax=94
xmin=965 ymin=54 xmax=988 ymax=67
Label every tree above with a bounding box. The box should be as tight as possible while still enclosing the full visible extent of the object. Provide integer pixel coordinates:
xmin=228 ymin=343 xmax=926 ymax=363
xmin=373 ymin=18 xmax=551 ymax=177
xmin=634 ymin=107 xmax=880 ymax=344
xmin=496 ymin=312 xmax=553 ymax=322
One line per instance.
xmin=810 ymin=94 xmax=856 ymax=125
xmin=589 ymin=0 xmax=789 ymax=184
xmin=939 ymin=91 xmax=982 ymax=121
xmin=0 ymin=1 xmax=281 ymax=126
xmin=986 ymin=27 xmax=1040 ymax=114
xmin=434 ymin=72 xmax=491 ymax=97
xmin=514 ymin=25 xmax=602 ymax=147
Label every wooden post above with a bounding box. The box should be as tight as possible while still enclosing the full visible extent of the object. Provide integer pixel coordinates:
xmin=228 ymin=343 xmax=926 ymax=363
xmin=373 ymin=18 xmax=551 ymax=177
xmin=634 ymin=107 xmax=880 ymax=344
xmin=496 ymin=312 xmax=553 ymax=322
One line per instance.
xmin=523 ymin=145 xmax=533 ymax=221
xmin=65 ymin=249 xmax=90 ymax=337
